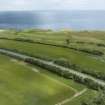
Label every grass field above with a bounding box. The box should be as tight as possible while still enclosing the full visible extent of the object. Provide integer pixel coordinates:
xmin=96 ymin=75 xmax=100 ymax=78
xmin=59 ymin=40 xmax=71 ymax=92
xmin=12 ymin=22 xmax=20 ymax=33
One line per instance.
xmin=0 ymin=54 xmax=97 ymax=105
xmin=0 ymin=29 xmax=103 ymax=105
xmin=0 ymin=38 xmax=105 ymax=75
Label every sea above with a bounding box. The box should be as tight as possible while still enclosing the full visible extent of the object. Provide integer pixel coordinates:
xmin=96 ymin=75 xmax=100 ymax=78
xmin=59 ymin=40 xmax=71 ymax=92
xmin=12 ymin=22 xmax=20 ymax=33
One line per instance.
xmin=0 ymin=10 xmax=105 ymax=30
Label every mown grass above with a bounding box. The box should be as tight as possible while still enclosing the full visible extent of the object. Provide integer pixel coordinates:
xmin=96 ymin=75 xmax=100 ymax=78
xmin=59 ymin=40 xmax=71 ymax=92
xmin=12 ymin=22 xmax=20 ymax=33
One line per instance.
xmin=0 ymin=54 xmax=74 ymax=105
xmin=0 ymin=54 xmax=97 ymax=105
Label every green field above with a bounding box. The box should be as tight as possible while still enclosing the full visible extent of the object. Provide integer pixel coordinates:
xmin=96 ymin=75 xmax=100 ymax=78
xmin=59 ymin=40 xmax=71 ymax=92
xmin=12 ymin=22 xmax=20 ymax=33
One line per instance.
xmin=1 ymin=29 xmax=104 ymax=105
xmin=0 ymin=54 xmax=97 ymax=105
xmin=0 ymin=36 xmax=105 ymax=75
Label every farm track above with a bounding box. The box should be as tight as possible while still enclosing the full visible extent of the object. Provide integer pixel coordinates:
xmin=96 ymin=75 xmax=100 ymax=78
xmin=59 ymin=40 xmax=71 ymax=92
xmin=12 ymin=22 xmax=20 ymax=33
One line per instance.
xmin=55 ymin=88 xmax=87 ymax=105
xmin=0 ymin=48 xmax=105 ymax=87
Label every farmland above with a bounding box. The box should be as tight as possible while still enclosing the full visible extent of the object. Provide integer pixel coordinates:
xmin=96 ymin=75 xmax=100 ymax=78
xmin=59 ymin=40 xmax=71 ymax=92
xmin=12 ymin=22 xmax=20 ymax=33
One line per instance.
xmin=1 ymin=29 xmax=105 ymax=105
xmin=1 ymin=30 xmax=105 ymax=80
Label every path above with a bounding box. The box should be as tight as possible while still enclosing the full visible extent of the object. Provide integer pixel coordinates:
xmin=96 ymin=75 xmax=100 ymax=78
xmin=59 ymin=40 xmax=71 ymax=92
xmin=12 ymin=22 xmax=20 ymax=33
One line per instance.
xmin=55 ymin=88 xmax=87 ymax=105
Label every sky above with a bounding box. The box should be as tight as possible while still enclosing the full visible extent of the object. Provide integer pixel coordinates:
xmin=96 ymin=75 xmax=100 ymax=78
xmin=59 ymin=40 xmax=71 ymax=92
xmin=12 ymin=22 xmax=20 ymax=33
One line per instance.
xmin=0 ymin=0 xmax=105 ymax=11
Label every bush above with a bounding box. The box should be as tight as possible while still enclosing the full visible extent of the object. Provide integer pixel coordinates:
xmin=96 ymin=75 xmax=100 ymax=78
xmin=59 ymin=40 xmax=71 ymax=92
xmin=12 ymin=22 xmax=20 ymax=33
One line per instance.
xmin=82 ymin=90 xmax=105 ymax=105
xmin=54 ymin=58 xmax=105 ymax=81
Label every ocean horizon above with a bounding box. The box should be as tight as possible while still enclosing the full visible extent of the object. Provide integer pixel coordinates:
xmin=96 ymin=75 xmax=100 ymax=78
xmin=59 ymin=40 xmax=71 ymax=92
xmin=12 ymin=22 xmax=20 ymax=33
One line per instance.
xmin=0 ymin=10 xmax=105 ymax=30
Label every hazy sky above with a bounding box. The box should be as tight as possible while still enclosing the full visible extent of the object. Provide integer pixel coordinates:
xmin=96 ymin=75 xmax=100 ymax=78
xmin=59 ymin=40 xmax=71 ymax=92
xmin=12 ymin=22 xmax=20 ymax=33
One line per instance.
xmin=0 ymin=0 xmax=105 ymax=11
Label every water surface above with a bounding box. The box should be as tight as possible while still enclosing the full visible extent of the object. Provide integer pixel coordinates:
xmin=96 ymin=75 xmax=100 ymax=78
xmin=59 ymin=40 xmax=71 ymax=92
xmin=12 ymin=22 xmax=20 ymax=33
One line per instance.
xmin=0 ymin=11 xmax=105 ymax=30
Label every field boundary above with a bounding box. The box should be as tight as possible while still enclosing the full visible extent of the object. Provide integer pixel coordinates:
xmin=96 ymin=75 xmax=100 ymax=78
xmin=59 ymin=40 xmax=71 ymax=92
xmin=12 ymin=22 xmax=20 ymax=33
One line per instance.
xmin=0 ymin=37 xmax=103 ymax=56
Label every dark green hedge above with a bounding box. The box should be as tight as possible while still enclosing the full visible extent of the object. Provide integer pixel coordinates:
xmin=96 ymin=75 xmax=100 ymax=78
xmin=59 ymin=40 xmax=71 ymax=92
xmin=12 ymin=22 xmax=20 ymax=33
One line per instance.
xmin=54 ymin=59 xmax=105 ymax=81
xmin=25 ymin=58 xmax=105 ymax=90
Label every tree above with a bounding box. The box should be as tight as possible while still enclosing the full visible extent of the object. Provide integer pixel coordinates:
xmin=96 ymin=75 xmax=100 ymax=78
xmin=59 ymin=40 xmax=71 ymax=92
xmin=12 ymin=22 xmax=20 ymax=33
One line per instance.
xmin=65 ymin=39 xmax=70 ymax=45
